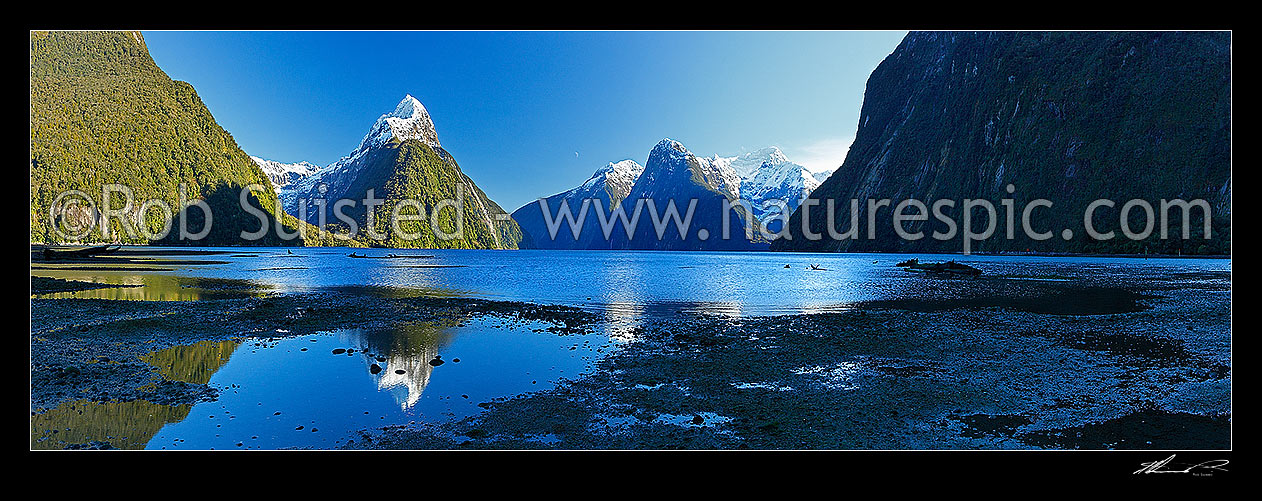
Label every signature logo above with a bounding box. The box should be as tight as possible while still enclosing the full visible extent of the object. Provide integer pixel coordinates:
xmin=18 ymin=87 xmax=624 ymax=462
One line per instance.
xmin=1134 ymin=454 xmax=1229 ymax=476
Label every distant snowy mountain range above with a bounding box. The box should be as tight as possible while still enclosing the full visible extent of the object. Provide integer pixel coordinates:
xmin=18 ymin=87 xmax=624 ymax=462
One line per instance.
xmin=250 ymin=96 xmax=834 ymax=251
xmin=249 ymin=156 xmax=319 ymax=192
xmin=510 ymin=139 xmax=835 ymax=250
xmin=699 ymin=146 xmax=832 ymax=222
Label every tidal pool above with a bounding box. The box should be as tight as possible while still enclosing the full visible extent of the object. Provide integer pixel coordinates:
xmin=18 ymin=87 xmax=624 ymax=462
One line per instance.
xmin=32 ymin=316 xmax=615 ymax=450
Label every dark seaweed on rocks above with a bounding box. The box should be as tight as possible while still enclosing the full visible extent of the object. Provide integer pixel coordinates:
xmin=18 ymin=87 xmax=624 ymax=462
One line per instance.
xmin=954 ymin=414 xmax=1033 ymax=439
xmin=861 ymin=286 xmax=1153 ymax=316
xmin=1021 ymin=408 xmax=1231 ymax=449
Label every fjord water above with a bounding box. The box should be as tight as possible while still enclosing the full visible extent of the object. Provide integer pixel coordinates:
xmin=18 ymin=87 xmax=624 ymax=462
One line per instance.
xmin=33 ymin=247 xmax=1231 ymax=315
xmin=31 ymin=248 xmax=1230 ymax=449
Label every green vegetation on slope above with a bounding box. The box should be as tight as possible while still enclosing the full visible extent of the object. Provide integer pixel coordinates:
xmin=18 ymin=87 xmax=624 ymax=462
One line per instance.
xmin=344 ymin=140 xmax=521 ymax=249
xmin=30 ymin=31 xmax=341 ymax=246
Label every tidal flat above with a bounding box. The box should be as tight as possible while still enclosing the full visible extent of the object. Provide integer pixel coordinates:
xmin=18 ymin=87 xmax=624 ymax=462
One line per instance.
xmin=30 ymin=255 xmax=1230 ymax=450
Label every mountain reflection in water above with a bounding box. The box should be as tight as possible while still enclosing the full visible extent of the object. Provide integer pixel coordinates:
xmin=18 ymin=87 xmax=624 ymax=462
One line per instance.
xmin=32 ymin=314 xmax=614 ymax=449
xmin=32 ymin=340 xmax=240 ymax=449
xmin=344 ymin=321 xmax=459 ymax=410
xmin=143 ymin=339 xmax=240 ymax=384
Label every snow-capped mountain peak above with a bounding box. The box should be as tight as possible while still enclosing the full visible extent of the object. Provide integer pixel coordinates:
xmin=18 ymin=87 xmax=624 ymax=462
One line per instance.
xmin=389 ymin=93 xmax=429 ymax=118
xmin=363 ymin=94 xmax=440 ymax=151
xmin=691 ymin=146 xmax=837 ymax=222
xmin=725 ymin=146 xmax=790 ymax=178
xmin=536 ymin=159 xmax=644 ymax=212
xmin=650 ymin=138 xmax=689 ymax=162
xmin=643 ymin=139 xmax=740 ymax=200
xmin=743 ymin=158 xmax=821 ymax=198
xmin=249 ymin=156 xmax=320 ymax=190
xmin=582 ymin=159 xmax=644 ymax=196
xmin=277 ymin=94 xmax=444 ymax=212
xmin=326 ymin=94 xmax=442 ymax=173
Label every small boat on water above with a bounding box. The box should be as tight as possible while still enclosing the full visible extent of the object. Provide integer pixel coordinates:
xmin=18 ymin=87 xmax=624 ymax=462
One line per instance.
xmin=808 ymin=264 xmax=827 ymax=271
xmin=42 ymin=245 xmax=121 ymax=260
xmin=348 ymin=253 xmax=435 ymax=259
xmin=899 ymin=259 xmax=982 ymax=276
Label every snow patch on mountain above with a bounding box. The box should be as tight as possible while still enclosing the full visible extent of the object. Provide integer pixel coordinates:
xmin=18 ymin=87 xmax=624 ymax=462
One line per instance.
xmin=694 ymin=146 xmax=835 ymax=221
xmin=368 ymin=94 xmax=441 ymax=150
xmin=249 ymin=156 xmax=320 ymax=191
xmin=575 ymin=159 xmax=645 ymax=204
xmin=723 ymin=146 xmax=791 ymax=178
xmin=634 ymin=139 xmax=741 ymax=201
xmin=278 ymin=94 xmax=442 ymax=213
xmin=557 ymin=142 xmax=833 ymax=224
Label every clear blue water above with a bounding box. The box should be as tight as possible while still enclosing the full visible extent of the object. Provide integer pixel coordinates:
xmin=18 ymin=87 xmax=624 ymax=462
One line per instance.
xmin=34 ymin=247 xmax=1232 ymax=315
xmin=31 ymin=248 xmax=1231 ymax=449
xmin=145 ymin=318 xmax=613 ymax=450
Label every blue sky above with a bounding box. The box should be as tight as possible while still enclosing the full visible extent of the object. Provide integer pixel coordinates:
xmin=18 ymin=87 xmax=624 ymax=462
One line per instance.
xmin=144 ymin=31 xmax=907 ymax=211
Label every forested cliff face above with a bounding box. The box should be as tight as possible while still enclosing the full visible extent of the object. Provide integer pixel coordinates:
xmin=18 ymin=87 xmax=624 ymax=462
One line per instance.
xmin=30 ymin=31 xmax=333 ymax=245
xmin=774 ymin=31 xmax=1230 ymax=254
xmin=352 ymin=140 xmax=523 ymax=249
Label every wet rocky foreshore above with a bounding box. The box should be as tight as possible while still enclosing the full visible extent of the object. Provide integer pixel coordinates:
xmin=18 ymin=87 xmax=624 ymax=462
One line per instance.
xmin=31 ymin=270 xmax=1231 ymax=450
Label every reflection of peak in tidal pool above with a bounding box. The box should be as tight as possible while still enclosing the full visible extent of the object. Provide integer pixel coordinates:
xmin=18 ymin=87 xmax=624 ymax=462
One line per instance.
xmin=141 ymin=339 xmax=240 ymax=384
xmin=348 ymin=321 xmax=461 ymax=410
xmin=355 ymin=320 xmax=460 ymax=357
xmin=31 ymin=399 xmax=193 ymax=450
